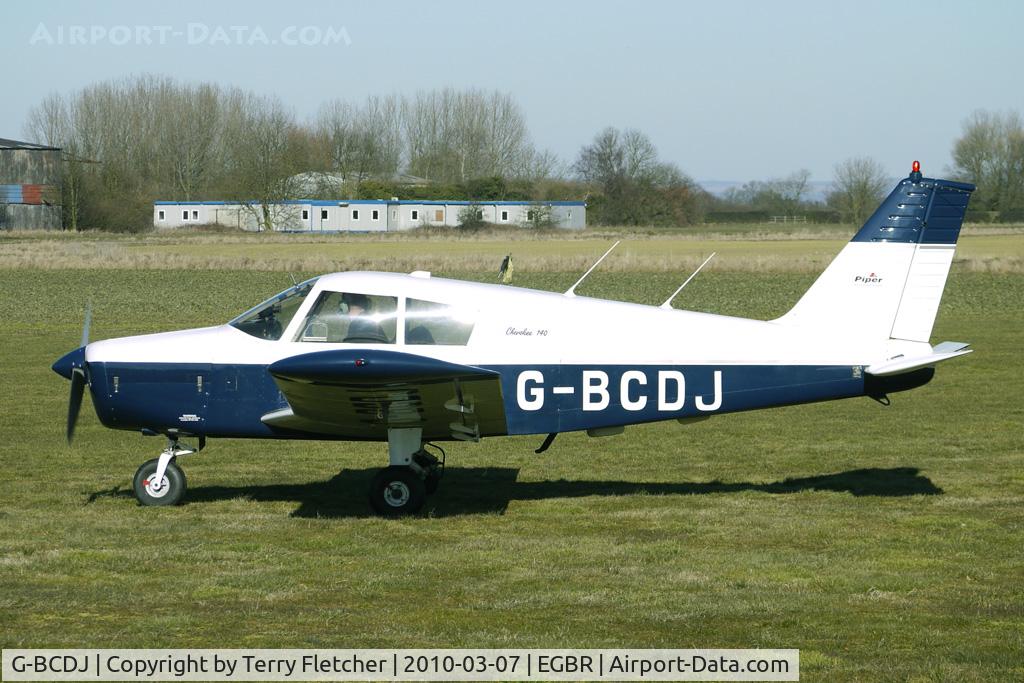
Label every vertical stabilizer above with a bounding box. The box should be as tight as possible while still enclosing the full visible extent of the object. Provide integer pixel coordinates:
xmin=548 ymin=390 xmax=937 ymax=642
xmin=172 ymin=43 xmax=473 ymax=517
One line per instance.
xmin=775 ymin=165 xmax=974 ymax=343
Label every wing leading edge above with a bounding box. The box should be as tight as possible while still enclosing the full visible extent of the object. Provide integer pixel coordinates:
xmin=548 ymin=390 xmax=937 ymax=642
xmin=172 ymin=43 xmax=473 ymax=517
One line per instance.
xmin=263 ymin=349 xmax=507 ymax=441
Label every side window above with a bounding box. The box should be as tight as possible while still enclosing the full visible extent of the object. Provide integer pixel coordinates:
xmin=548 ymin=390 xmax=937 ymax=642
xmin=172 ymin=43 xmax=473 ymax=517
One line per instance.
xmin=411 ymin=209 xmax=419 ymax=221
xmin=297 ymin=291 xmax=398 ymax=344
xmin=301 ymin=209 xmax=309 ymax=220
xmin=405 ymin=299 xmax=475 ymax=346
xmin=321 ymin=209 xmax=328 ymax=220
xmin=352 ymin=209 xmax=360 ymax=220
xmin=434 ymin=209 xmax=444 ymax=222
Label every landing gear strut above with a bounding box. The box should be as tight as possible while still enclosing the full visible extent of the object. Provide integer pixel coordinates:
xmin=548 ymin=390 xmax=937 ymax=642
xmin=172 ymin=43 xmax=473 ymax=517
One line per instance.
xmin=368 ymin=428 xmax=445 ymax=517
xmin=132 ymin=434 xmax=201 ymax=506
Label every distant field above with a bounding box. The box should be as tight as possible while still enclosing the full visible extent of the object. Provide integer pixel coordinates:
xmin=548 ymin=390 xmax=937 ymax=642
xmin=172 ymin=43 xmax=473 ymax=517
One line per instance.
xmin=0 ymin=224 xmax=1022 ymax=274
xmin=0 ymin=230 xmax=1022 ymax=681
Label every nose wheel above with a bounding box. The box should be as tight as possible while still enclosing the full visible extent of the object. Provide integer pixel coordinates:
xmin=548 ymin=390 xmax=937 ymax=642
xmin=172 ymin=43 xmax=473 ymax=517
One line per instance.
xmin=131 ymin=435 xmax=201 ymax=507
xmin=133 ymin=457 xmax=187 ymax=506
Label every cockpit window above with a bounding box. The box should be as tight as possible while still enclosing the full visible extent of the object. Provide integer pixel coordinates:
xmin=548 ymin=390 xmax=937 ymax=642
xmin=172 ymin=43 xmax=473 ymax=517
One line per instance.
xmin=229 ymin=278 xmax=318 ymax=340
xmin=297 ymin=291 xmax=398 ymax=344
xmin=405 ymin=299 xmax=475 ymax=345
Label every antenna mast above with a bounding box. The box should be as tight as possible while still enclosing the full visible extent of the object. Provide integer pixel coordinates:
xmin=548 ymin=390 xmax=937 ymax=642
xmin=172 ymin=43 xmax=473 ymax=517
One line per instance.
xmin=659 ymin=252 xmax=716 ymax=309
xmin=565 ymin=241 xmax=621 ymax=297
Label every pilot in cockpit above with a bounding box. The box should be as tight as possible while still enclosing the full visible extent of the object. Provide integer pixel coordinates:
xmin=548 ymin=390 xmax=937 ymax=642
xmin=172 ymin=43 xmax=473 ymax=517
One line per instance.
xmin=340 ymin=293 xmax=388 ymax=343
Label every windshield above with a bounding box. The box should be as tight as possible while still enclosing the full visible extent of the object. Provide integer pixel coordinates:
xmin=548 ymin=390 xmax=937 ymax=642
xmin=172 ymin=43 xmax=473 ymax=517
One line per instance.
xmin=229 ymin=277 xmax=319 ymax=340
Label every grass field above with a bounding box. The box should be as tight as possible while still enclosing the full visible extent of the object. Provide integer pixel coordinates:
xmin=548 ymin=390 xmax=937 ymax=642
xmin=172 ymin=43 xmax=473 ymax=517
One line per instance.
xmin=1 ymin=228 xmax=1022 ymax=681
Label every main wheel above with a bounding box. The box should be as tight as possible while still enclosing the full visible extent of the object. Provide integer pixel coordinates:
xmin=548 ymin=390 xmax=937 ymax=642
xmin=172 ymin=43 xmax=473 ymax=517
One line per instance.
xmin=370 ymin=466 xmax=425 ymax=517
xmin=424 ymin=469 xmax=442 ymax=495
xmin=133 ymin=458 xmax=187 ymax=506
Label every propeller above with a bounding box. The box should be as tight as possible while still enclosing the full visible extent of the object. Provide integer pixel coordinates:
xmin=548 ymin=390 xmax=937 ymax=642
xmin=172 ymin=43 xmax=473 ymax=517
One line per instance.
xmin=67 ymin=368 xmax=86 ymax=443
xmin=66 ymin=303 xmax=91 ymax=444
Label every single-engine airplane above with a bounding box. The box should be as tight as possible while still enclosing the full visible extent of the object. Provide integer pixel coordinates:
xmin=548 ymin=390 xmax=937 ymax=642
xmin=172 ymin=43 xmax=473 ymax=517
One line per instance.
xmin=53 ymin=163 xmax=975 ymax=516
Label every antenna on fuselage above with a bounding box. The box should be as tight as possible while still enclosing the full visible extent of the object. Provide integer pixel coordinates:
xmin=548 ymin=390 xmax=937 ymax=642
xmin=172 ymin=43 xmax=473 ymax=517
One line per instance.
xmin=565 ymin=240 xmax=621 ymax=297
xmin=659 ymin=252 xmax=716 ymax=309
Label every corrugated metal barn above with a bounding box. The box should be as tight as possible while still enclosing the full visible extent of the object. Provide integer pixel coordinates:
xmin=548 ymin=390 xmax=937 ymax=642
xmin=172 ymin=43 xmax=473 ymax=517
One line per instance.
xmin=153 ymin=199 xmax=586 ymax=231
xmin=0 ymin=138 xmax=62 ymax=230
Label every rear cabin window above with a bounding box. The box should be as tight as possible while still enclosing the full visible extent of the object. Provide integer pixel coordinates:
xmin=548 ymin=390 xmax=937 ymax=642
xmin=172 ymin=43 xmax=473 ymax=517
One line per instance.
xmin=298 ymin=291 xmax=398 ymax=344
xmin=405 ymin=299 xmax=475 ymax=346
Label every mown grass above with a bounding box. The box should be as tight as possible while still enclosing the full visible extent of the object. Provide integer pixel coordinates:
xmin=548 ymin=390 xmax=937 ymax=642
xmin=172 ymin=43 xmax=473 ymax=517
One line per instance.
xmin=0 ymin=231 xmax=1022 ymax=681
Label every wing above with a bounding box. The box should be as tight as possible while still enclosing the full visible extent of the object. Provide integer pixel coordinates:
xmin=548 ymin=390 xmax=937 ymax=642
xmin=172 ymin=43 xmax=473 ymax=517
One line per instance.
xmin=261 ymin=349 xmax=507 ymax=441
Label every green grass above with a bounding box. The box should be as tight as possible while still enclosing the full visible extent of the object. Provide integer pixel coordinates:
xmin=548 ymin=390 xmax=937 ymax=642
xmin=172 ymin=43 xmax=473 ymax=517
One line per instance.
xmin=0 ymin=234 xmax=1022 ymax=681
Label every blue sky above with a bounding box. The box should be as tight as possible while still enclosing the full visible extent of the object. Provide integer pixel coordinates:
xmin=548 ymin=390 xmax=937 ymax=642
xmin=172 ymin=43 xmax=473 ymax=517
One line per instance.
xmin=2 ymin=0 xmax=1022 ymax=182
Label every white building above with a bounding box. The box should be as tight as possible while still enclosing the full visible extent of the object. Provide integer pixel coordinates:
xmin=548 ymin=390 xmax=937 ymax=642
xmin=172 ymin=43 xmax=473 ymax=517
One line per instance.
xmin=153 ymin=199 xmax=586 ymax=231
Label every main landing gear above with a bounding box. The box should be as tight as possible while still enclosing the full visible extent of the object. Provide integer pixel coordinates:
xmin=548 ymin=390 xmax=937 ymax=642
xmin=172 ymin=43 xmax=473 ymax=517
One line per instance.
xmin=132 ymin=434 xmax=201 ymax=506
xmin=369 ymin=428 xmax=445 ymax=517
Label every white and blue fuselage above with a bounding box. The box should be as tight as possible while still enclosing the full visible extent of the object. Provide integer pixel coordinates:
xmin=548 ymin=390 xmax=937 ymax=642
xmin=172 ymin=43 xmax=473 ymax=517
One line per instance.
xmin=69 ymin=271 xmax=907 ymax=440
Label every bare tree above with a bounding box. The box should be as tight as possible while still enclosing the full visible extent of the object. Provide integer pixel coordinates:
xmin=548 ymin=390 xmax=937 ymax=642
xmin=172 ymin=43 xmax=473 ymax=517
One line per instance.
xmin=223 ymin=94 xmax=305 ymax=231
xmin=952 ymin=109 xmax=1024 ymax=215
xmin=574 ymin=127 xmax=700 ymax=225
xmin=403 ymin=88 xmax=539 ymax=183
xmin=317 ymin=94 xmax=402 ymax=192
xmin=828 ymin=157 xmax=889 ymax=225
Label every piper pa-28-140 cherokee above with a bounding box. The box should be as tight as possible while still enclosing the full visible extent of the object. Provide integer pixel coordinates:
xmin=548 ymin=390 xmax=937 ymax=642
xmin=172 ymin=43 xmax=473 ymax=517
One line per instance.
xmin=53 ymin=163 xmax=975 ymax=516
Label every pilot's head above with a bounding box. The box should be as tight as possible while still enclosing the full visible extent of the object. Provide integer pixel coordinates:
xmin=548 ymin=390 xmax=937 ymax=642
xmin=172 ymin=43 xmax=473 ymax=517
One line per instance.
xmin=341 ymin=293 xmax=370 ymax=315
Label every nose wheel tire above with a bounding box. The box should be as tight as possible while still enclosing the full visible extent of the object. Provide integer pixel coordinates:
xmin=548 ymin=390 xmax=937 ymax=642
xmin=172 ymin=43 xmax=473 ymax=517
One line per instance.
xmin=370 ymin=466 xmax=425 ymax=517
xmin=133 ymin=458 xmax=187 ymax=506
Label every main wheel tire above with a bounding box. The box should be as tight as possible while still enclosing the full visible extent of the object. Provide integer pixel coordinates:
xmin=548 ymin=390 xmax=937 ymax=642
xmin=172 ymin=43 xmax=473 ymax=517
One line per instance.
xmin=369 ymin=466 xmax=425 ymax=517
xmin=133 ymin=458 xmax=187 ymax=506
xmin=424 ymin=469 xmax=442 ymax=495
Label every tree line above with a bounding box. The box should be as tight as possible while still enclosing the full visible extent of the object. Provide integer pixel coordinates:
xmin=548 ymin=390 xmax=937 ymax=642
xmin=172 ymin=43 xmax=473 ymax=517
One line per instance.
xmin=21 ymin=75 xmax=1023 ymax=230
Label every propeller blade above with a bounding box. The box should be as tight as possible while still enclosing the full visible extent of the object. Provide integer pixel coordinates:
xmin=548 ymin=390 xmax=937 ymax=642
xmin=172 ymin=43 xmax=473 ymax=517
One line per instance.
xmin=66 ymin=368 xmax=85 ymax=443
xmin=81 ymin=303 xmax=91 ymax=347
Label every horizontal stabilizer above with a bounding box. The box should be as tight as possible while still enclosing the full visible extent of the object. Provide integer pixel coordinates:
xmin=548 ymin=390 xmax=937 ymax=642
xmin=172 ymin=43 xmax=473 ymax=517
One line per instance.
xmin=865 ymin=342 xmax=972 ymax=377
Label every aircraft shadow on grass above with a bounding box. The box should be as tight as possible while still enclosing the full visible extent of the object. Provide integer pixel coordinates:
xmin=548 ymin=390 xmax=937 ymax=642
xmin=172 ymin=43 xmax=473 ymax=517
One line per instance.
xmin=86 ymin=466 xmax=942 ymax=519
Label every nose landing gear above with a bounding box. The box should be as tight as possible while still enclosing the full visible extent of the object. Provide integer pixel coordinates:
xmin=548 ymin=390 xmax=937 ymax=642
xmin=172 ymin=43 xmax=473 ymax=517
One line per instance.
xmin=132 ymin=434 xmax=202 ymax=506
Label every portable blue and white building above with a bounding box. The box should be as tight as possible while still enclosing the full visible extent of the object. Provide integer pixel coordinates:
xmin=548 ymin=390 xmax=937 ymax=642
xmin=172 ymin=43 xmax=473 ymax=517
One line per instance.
xmin=153 ymin=199 xmax=586 ymax=231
